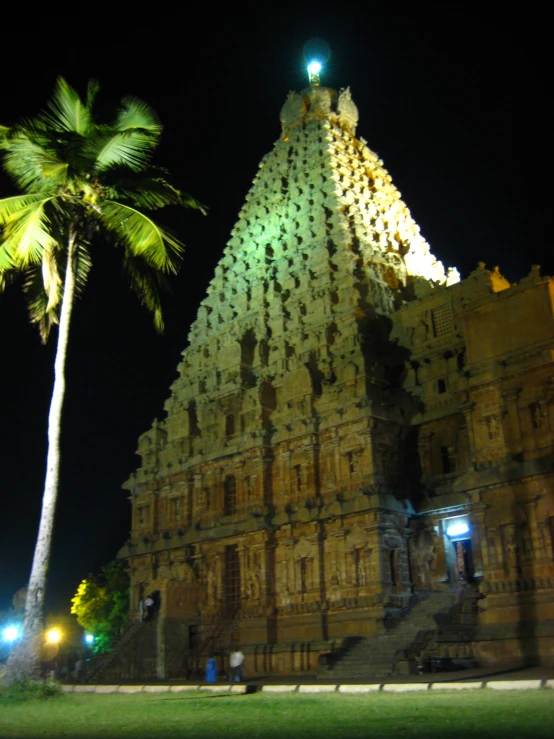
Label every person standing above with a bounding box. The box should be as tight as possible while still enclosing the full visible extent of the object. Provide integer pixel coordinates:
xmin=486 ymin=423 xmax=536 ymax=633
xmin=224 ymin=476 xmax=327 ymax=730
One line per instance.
xmin=144 ymin=594 xmax=154 ymax=621
xmin=229 ymin=647 xmax=245 ymax=682
xmin=205 ymin=656 xmax=218 ymax=683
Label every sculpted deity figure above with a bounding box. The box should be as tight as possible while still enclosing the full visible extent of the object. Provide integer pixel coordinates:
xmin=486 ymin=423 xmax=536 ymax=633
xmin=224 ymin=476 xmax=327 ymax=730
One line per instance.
xmin=486 ymin=415 xmax=500 ymax=442
xmin=503 ymin=526 xmax=521 ymax=574
xmin=410 ymin=529 xmax=438 ymax=588
xmin=276 ymin=567 xmax=290 ymax=606
xmin=247 ymin=561 xmax=262 ymax=600
xmin=337 ymin=87 xmax=359 ymax=129
xmin=530 ymin=402 xmax=545 ymax=430
xmin=206 ymin=561 xmax=219 ymax=602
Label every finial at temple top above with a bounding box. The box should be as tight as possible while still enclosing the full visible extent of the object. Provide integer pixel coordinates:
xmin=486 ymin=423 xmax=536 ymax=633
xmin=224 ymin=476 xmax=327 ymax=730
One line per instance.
xmin=307 ymin=60 xmax=322 ymax=87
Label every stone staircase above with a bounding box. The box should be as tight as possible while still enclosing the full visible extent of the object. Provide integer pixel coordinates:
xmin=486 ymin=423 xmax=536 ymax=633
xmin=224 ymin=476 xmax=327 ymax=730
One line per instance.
xmin=83 ymin=618 xmax=156 ymax=683
xmin=319 ymin=590 xmax=459 ymax=680
xmin=185 ymin=607 xmax=240 ymax=680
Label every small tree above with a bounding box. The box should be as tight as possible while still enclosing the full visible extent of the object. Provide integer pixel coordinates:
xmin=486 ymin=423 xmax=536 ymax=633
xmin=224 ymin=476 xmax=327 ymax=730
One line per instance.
xmin=71 ymin=560 xmax=130 ymax=654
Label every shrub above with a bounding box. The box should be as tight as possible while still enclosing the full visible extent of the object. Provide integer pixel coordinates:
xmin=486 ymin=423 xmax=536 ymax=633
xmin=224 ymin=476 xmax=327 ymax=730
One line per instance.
xmin=0 ymin=676 xmax=63 ymax=702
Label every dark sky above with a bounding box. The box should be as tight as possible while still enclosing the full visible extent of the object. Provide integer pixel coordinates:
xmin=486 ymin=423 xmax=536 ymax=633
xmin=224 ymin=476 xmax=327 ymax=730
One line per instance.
xmin=0 ymin=5 xmax=551 ymax=613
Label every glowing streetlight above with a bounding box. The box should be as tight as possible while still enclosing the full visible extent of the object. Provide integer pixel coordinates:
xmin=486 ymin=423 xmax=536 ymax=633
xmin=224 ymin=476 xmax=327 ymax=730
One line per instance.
xmin=3 ymin=625 xmax=19 ymax=642
xmin=85 ymin=634 xmax=94 ymax=645
xmin=307 ymin=60 xmax=322 ymax=86
xmin=46 ymin=628 xmax=62 ymax=644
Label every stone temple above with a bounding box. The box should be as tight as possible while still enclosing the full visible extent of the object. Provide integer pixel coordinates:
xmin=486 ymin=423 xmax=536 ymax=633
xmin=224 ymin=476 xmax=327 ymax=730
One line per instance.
xmin=104 ymin=81 xmax=554 ymax=681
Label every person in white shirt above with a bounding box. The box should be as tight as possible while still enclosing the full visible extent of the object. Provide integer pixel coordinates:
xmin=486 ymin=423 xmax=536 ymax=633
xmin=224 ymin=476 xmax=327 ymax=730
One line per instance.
xmin=229 ymin=647 xmax=245 ymax=682
xmin=144 ymin=595 xmax=154 ymax=621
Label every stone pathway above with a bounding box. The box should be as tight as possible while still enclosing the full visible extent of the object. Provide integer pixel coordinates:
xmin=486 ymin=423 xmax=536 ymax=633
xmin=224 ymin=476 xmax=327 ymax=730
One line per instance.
xmin=64 ymin=665 xmax=554 ymax=694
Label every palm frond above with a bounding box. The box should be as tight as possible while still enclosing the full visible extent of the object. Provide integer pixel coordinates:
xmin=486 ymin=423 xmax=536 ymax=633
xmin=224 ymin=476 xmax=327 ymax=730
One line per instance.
xmin=102 ymin=168 xmax=208 ymax=213
xmin=43 ymin=77 xmax=91 ymax=135
xmin=0 ymin=241 xmax=16 ymax=273
xmin=106 ymin=177 xmax=184 ymax=210
xmin=88 ymin=129 xmax=158 ymax=173
xmin=22 ymin=264 xmax=59 ymax=342
xmin=0 ymin=195 xmax=57 ymax=267
xmin=21 ymin=238 xmax=93 ymax=341
xmin=116 ymin=98 xmax=162 ymax=135
xmin=2 ymin=133 xmax=68 ymax=192
xmin=180 ymin=191 xmax=208 ymax=215
xmin=122 ymin=253 xmax=168 ymax=333
xmin=86 ymin=97 xmax=162 ymax=173
xmin=0 ymin=193 xmax=53 ymax=224
xmin=74 ymin=241 xmax=93 ymax=296
xmin=86 ymin=80 xmax=100 ymax=112
xmin=0 ymin=125 xmax=10 ymax=149
xmin=41 ymin=240 xmax=62 ymax=312
xmin=100 ymin=200 xmax=184 ymax=272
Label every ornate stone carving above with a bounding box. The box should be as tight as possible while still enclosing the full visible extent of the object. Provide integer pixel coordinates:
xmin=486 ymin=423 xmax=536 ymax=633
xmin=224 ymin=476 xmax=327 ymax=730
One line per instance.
xmin=337 ymin=87 xmax=359 ymax=131
xmin=280 ymin=92 xmax=306 ymax=133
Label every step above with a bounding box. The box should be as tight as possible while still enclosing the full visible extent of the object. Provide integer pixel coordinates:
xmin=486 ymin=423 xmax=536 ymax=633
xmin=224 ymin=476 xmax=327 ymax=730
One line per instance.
xmin=319 ymin=591 xmax=464 ymax=680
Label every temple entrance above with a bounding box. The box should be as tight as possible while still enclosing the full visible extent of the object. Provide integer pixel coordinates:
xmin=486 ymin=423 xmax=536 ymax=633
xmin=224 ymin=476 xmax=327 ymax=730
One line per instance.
xmin=452 ymin=538 xmax=473 ymax=583
xmin=444 ymin=519 xmax=473 ymax=585
xmin=189 ymin=624 xmax=200 ymax=650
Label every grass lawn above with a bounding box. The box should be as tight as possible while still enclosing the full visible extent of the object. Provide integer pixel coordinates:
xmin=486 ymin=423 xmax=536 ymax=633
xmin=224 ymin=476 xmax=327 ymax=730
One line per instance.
xmin=0 ymin=689 xmax=553 ymax=739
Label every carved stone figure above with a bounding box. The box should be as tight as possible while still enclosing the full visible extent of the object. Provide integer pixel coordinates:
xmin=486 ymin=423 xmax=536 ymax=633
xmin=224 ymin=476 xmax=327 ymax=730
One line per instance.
xmin=410 ymin=529 xmax=437 ymax=589
xmin=206 ymin=561 xmax=219 ymax=603
xmin=337 ymin=87 xmax=359 ymax=130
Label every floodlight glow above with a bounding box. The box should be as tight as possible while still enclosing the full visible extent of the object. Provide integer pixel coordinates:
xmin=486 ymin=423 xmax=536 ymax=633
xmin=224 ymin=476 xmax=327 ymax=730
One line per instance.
xmin=46 ymin=628 xmax=61 ymax=644
xmin=3 ymin=626 xmax=19 ymax=642
xmin=85 ymin=634 xmax=94 ymax=644
xmin=446 ymin=522 xmax=470 ymax=538
xmin=307 ymin=61 xmax=322 ymax=76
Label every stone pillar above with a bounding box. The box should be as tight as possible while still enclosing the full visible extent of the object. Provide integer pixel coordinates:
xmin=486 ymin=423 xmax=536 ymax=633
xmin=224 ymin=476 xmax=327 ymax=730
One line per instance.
xmin=501 ymin=387 xmax=522 ymax=454
xmin=261 ymin=448 xmax=274 ymax=509
xmin=418 ymin=431 xmax=435 ymax=478
xmin=459 ymin=400 xmax=477 ymax=466
xmin=525 ymin=497 xmax=542 ymax=562
xmin=469 ymin=501 xmax=487 ymax=578
xmin=433 ymin=522 xmax=449 ymax=586
xmin=366 ymin=521 xmax=384 ymax=590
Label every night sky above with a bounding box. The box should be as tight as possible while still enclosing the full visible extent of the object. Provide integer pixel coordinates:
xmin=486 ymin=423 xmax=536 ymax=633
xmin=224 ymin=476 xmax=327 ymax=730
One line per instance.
xmin=0 ymin=6 xmax=551 ymax=614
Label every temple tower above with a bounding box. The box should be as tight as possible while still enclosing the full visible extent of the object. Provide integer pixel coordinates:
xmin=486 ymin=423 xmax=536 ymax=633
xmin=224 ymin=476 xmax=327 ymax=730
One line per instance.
xmin=120 ymin=81 xmax=460 ymax=676
xmin=117 ymin=79 xmax=554 ymax=680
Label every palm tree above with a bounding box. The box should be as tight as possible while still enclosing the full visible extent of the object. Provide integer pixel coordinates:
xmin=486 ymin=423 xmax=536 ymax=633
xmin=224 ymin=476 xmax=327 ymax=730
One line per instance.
xmin=0 ymin=78 xmax=204 ymax=680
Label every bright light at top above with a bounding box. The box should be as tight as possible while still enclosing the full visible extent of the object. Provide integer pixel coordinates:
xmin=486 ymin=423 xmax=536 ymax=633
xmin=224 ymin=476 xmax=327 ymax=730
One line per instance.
xmin=3 ymin=626 xmax=19 ymax=642
xmin=85 ymin=634 xmax=94 ymax=644
xmin=46 ymin=628 xmax=62 ymax=644
xmin=446 ymin=522 xmax=470 ymax=538
xmin=307 ymin=60 xmax=322 ymax=76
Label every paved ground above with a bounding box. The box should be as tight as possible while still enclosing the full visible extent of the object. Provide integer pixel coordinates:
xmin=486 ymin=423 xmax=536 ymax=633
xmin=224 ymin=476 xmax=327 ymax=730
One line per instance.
xmin=83 ymin=665 xmax=553 ymax=687
xmin=276 ymin=665 xmax=554 ymax=684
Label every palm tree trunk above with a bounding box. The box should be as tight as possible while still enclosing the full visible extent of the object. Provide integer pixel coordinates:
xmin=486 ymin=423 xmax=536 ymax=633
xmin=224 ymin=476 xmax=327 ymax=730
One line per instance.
xmin=6 ymin=230 xmax=78 ymax=682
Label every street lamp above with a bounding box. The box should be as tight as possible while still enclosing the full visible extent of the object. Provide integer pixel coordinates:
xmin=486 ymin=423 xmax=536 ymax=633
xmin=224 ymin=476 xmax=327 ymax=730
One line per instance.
xmin=3 ymin=625 xmax=19 ymax=642
xmin=46 ymin=628 xmax=62 ymax=644
xmin=84 ymin=634 xmax=94 ymax=645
